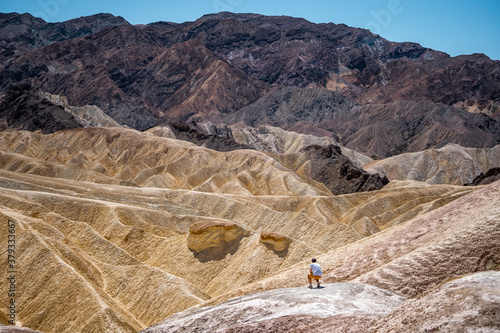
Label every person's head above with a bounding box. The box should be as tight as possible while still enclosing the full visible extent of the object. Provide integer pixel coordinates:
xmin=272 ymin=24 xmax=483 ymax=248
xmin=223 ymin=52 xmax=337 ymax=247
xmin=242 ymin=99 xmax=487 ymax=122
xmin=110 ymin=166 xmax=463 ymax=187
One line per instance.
xmin=311 ymin=258 xmax=317 ymax=263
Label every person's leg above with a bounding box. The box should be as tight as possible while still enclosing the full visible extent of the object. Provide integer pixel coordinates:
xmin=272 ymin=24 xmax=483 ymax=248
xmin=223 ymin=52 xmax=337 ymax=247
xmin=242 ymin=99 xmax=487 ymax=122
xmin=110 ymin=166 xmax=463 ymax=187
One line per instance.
xmin=308 ymin=273 xmax=313 ymax=288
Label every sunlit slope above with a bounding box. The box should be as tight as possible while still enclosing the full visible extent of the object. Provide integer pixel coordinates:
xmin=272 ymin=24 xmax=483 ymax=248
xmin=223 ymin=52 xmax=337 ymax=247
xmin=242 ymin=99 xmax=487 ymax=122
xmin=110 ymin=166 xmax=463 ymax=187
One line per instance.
xmin=201 ymin=179 xmax=500 ymax=308
xmin=0 ymin=127 xmax=477 ymax=332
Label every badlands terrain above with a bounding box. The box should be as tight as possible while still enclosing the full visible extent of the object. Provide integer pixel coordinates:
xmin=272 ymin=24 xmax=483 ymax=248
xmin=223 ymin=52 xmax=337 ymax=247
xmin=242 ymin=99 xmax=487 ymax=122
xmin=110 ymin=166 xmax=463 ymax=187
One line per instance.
xmin=0 ymin=11 xmax=499 ymax=333
xmin=0 ymin=126 xmax=499 ymax=332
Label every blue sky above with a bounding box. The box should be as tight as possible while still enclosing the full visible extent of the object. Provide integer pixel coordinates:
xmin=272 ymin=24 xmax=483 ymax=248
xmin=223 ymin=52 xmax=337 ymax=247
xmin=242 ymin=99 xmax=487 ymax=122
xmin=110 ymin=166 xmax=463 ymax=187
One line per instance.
xmin=1 ymin=0 xmax=499 ymax=60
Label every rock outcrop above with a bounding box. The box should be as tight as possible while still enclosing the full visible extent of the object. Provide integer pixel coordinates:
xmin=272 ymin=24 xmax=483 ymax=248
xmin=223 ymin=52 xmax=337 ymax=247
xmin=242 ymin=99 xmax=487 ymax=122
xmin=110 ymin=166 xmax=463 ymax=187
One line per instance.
xmin=142 ymin=272 xmax=500 ymax=333
xmin=260 ymin=231 xmax=291 ymax=253
xmin=40 ymin=91 xmax=121 ymax=128
xmin=466 ymin=167 xmax=500 ymax=186
xmin=297 ymin=144 xmax=389 ymax=195
xmin=231 ymin=125 xmax=373 ymax=168
xmin=367 ymin=271 xmax=500 ymax=332
xmin=0 ymin=84 xmax=122 ymax=133
xmin=164 ymin=121 xmax=251 ymax=152
xmin=0 ymin=84 xmax=84 ymax=133
xmin=141 ymin=283 xmax=406 ymax=333
xmin=187 ymin=221 xmax=249 ymax=253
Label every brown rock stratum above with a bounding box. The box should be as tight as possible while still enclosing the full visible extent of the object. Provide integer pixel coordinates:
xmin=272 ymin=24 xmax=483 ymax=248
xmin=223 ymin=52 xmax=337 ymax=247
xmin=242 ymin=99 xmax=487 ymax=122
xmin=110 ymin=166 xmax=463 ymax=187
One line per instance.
xmin=0 ymin=127 xmax=484 ymax=332
xmin=2 ymin=12 xmax=500 ymax=153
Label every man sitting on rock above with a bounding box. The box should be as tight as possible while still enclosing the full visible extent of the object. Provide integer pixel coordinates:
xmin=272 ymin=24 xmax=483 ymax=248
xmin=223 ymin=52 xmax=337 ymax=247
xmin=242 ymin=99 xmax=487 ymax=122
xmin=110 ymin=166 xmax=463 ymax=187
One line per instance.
xmin=308 ymin=258 xmax=322 ymax=289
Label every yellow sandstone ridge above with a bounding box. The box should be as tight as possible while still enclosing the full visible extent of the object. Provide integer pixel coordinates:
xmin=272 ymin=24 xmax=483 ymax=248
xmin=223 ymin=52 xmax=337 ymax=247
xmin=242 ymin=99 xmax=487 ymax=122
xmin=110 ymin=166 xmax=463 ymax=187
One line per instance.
xmin=187 ymin=221 xmax=249 ymax=253
xmin=260 ymin=231 xmax=291 ymax=252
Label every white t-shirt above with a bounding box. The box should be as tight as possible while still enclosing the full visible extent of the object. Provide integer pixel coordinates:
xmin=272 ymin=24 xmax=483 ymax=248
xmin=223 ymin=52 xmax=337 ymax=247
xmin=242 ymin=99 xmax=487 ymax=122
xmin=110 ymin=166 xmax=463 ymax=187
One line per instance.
xmin=310 ymin=262 xmax=322 ymax=276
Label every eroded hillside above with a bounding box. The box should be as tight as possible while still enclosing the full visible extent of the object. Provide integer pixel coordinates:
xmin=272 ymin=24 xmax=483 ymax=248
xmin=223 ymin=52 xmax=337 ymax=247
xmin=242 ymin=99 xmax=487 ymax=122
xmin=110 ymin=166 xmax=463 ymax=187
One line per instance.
xmin=0 ymin=127 xmax=478 ymax=332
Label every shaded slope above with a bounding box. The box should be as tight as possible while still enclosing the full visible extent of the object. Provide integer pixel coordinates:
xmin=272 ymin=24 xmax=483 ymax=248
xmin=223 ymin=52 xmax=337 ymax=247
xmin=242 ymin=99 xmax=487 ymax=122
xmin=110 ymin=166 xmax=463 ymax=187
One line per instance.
xmin=333 ymin=100 xmax=500 ymax=158
xmin=0 ymin=12 xmax=129 ymax=67
xmin=0 ymin=84 xmax=83 ymax=133
xmin=163 ymin=122 xmax=251 ymax=152
xmin=291 ymin=144 xmax=388 ymax=195
xmin=0 ymin=84 xmax=121 ymax=133
xmin=225 ymin=86 xmax=355 ymax=136
xmin=466 ymin=167 xmax=500 ymax=186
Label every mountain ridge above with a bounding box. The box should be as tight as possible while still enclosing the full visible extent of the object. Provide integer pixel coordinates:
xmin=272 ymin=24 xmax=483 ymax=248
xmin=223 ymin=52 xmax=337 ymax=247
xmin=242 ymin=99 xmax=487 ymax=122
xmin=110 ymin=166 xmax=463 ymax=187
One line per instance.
xmin=1 ymin=11 xmax=500 ymax=148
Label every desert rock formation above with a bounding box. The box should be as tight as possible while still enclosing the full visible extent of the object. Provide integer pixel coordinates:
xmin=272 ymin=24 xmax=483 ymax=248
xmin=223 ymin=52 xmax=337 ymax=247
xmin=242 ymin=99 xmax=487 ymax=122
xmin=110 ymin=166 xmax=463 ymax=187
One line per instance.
xmin=260 ymin=231 xmax=291 ymax=253
xmin=364 ymin=143 xmax=500 ymax=185
xmin=199 ymin=178 xmax=500 ymax=307
xmin=367 ymin=271 xmax=500 ymax=332
xmin=187 ymin=221 xmax=249 ymax=253
xmin=1 ymin=10 xmax=500 ymax=333
xmin=0 ymin=84 xmax=121 ymax=133
xmin=231 ymin=125 xmax=372 ymax=167
xmin=0 ymin=127 xmax=480 ymax=332
xmin=296 ymin=144 xmax=388 ymax=195
xmin=141 ymin=283 xmax=406 ymax=333
xmin=143 ymin=271 xmax=500 ymax=333
xmin=1 ymin=12 xmax=500 ymax=150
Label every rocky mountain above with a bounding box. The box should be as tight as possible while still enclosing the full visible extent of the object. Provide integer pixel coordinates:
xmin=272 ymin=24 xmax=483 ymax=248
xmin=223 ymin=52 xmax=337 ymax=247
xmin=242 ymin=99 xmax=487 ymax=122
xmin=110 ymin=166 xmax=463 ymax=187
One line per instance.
xmin=1 ymin=10 xmax=500 ymax=333
xmin=224 ymin=86 xmax=355 ymax=137
xmin=0 ymin=12 xmax=129 ymax=68
xmin=1 ymin=12 xmax=500 ymax=150
xmin=225 ymin=89 xmax=500 ymax=158
xmin=0 ymin=84 xmax=120 ymax=133
xmin=332 ymin=101 xmax=500 ymax=158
